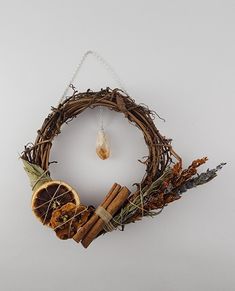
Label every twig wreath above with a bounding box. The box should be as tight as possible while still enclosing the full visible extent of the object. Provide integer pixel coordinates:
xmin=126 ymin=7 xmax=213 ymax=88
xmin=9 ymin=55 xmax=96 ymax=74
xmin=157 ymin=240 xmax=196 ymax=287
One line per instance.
xmin=21 ymin=53 xmax=225 ymax=248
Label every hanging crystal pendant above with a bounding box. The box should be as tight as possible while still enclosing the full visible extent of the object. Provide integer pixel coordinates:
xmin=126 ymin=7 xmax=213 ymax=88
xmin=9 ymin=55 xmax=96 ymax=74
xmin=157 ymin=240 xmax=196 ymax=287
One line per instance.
xmin=96 ymin=129 xmax=110 ymax=160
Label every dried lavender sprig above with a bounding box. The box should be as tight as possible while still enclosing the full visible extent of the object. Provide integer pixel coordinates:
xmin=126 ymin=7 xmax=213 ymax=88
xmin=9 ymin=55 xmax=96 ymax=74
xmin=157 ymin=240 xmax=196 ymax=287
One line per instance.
xmin=176 ymin=163 xmax=226 ymax=194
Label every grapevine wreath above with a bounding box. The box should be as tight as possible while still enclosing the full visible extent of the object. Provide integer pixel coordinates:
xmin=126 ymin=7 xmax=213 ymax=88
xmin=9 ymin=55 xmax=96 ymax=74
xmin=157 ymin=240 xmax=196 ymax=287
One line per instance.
xmin=21 ymin=86 xmax=225 ymax=248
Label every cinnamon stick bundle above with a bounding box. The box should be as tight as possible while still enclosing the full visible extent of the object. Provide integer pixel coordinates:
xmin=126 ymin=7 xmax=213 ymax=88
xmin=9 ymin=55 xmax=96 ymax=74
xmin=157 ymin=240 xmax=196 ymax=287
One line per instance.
xmin=73 ymin=183 xmax=121 ymax=243
xmin=82 ymin=186 xmax=130 ymax=248
xmin=73 ymin=183 xmax=130 ymax=248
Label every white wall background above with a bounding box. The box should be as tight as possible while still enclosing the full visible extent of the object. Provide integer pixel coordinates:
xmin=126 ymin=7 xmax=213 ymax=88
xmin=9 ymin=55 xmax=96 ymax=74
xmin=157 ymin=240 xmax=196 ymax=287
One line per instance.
xmin=0 ymin=1 xmax=234 ymax=291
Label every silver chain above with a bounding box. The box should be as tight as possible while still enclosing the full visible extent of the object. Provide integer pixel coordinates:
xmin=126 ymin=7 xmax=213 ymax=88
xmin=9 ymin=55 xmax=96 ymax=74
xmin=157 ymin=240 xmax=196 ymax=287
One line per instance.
xmin=59 ymin=50 xmax=128 ymax=104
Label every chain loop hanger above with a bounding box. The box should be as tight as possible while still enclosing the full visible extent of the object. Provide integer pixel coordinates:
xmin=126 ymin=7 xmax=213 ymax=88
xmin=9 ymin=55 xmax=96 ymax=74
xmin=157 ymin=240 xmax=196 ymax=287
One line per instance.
xmin=59 ymin=50 xmax=128 ymax=105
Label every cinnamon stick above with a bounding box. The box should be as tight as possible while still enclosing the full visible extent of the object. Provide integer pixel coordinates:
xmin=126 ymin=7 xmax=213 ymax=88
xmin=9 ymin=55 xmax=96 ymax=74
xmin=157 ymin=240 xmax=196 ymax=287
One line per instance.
xmin=82 ymin=186 xmax=130 ymax=248
xmin=73 ymin=183 xmax=121 ymax=243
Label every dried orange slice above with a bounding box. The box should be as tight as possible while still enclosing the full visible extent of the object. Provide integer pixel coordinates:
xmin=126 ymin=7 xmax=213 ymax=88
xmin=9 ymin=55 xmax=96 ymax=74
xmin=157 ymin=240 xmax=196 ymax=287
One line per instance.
xmin=31 ymin=180 xmax=80 ymax=225
xmin=50 ymin=203 xmax=94 ymax=240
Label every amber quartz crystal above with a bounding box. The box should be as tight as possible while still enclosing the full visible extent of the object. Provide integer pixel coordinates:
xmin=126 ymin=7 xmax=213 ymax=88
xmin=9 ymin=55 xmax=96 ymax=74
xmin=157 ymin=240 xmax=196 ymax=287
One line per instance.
xmin=96 ymin=129 xmax=110 ymax=160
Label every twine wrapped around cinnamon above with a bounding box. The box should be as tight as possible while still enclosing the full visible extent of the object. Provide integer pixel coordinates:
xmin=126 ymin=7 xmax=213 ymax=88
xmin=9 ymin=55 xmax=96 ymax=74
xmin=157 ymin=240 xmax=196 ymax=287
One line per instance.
xmin=95 ymin=206 xmax=113 ymax=231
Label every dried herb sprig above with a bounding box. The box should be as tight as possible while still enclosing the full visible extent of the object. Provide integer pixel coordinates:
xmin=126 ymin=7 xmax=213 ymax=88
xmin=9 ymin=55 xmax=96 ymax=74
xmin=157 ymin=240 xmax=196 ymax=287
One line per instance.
xmin=112 ymin=168 xmax=173 ymax=228
xmin=112 ymin=161 xmax=225 ymax=230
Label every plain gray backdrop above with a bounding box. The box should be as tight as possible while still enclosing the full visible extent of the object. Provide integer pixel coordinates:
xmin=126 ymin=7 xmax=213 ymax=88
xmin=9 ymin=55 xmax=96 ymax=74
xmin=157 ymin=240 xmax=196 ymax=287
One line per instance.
xmin=0 ymin=1 xmax=234 ymax=291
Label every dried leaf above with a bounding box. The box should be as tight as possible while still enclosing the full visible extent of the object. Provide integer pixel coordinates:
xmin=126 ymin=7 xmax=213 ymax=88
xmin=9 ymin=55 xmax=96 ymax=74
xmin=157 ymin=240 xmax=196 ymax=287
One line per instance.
xmin=22 ymin=159 xmax=51 ymax=191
